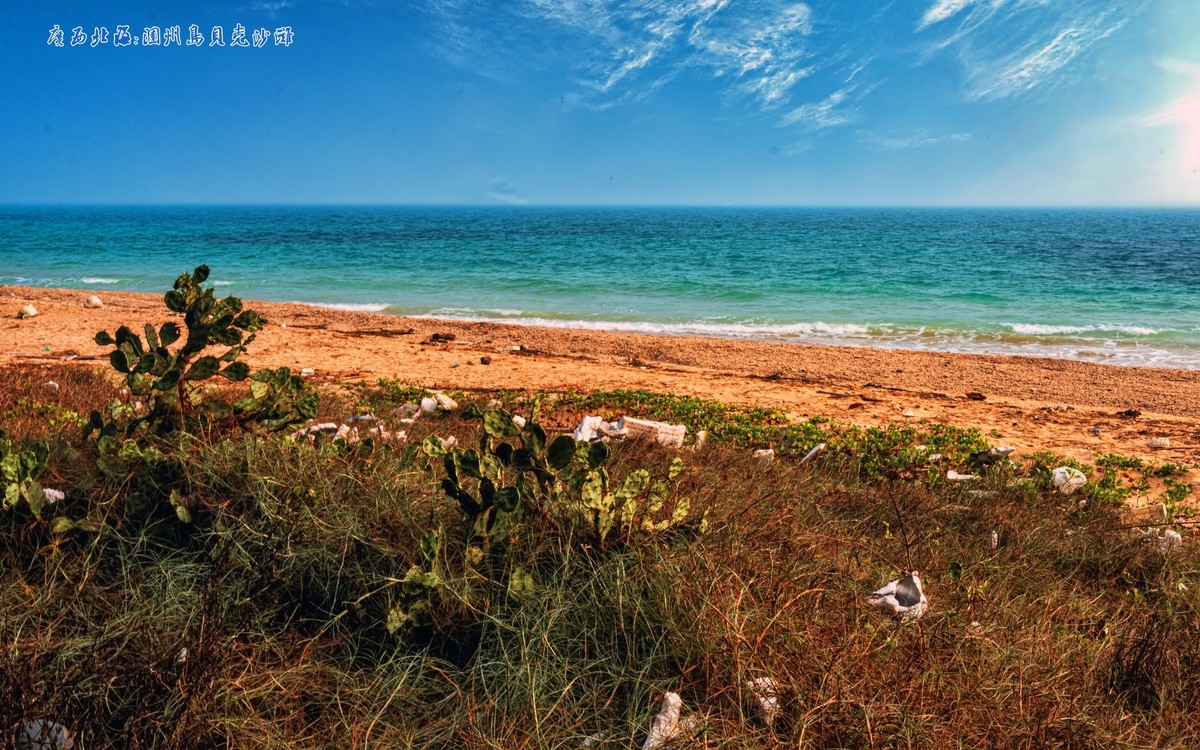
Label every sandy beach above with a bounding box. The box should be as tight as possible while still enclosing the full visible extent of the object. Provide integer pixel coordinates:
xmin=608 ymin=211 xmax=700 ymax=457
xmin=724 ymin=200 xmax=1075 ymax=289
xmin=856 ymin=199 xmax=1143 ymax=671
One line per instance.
xmin=3 ymin=284 xmax=1198 ymax=473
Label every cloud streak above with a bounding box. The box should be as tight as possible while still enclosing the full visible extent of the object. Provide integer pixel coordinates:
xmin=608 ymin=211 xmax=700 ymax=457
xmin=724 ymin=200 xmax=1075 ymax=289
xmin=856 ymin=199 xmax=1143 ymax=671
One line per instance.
xmin=918 ymin=0 xmax=1138 ymax=101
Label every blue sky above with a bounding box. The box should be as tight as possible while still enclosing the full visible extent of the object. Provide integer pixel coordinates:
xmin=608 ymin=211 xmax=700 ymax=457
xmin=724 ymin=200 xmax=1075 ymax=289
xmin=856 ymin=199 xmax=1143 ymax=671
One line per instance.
xmin=3 ymin=0 xmax=1198 ymax=205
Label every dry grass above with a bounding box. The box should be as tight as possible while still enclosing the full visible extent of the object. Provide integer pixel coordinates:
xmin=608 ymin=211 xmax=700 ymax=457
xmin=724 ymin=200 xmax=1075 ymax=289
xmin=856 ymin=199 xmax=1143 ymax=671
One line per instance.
xmin=1 ymin=364 xmax=1198 ymax=748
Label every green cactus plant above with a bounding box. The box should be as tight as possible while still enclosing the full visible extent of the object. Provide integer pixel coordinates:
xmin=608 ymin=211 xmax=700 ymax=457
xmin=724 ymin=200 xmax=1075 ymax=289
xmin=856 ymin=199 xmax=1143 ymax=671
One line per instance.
xmin=88 ymin=264 xmax=318 ymax=437
xmin=0 ymin=429 xmax=50 ymax=517
xmin=429 ymin=407 xmax=704 ymax=554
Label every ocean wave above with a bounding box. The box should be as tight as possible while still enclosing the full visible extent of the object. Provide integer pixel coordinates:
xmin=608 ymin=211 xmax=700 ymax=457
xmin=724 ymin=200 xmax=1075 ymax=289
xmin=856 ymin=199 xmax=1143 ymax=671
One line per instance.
xmin=412 ymin=313 xmax=875 ymax=339
xmin=81 ymin=277 xmax=120 ymax=284
xmin=403 ymin=310 xmax=1200 ymax=368
xmin=210 ymin=280 xmax=235 ymax=286
xmin=1009 ymin=323 xmax=1163 ymax=336
xmin=307 ymin=302 xmax=392 ymax=312
xmin=428 ymin=306 xmax=526 ymax=318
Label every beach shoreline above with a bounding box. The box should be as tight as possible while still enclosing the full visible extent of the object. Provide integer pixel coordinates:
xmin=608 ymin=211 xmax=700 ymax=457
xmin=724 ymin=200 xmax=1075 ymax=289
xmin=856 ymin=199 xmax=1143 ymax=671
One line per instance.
xmin=3 ymin=284 xmax=1198 ymax=474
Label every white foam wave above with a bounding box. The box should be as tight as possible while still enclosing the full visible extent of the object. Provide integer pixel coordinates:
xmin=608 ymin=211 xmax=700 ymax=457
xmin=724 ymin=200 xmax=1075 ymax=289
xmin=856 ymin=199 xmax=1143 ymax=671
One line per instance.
xmin=82 ymin=277 xmax=120 ymax=284
xmin=1010 ymin=323 xmax=1162 ymax=336
xmin=412 ymin=313 xmax=875 ymax=339
xmin=210 ymin=280 xmax=235 ymax=287
xmin=307 ymin=302 xmax=391 ymax=312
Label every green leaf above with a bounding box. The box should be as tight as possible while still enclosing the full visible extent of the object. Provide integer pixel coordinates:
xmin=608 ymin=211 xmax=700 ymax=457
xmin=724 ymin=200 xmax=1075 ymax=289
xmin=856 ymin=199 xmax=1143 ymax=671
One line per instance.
xmin=170 ymin=490 xmax=192 ymax=524
xmin=94 ymin=331 xmax=115 ymax=346
xmin=616 ymin=470 xmax=651 ymax=502
xmin=587 ymin=441 xmax=611 ymax=469
xmin=164 ymin=289 xmax=187 ymax=312
xmin=250 ymin=380 xmax=269 ymax=400
xmin=495 ymin=486 xmax=519 ymax=512
xmin=50 ymin=516 xmax=75 ymax=534
xmin=669 ymin=456 xmax=685 ymax=480
xmin=483 ymin=409 xmax=521 ymax=439
xmin=109 ymin=349 xmax=132 ymax=374
xmin=581 ymin=470 xmax=607 ymax=510
xmin=219 ymin=361 xmax=250 ymax=381
xmin=522 ymin=422 xmax=547 ymax=457
xmin=154 ymin=367 xmax=182 ymax=391
xmin=185 ymin=356 xmax=221 ymax=381
xmin=193 ymin=264 xmax=211 ymax=284
xmin=480 ymin=477 xmax=497 ymax=509
xmin=420 ymin=528 xmax=442 ymax=564
xmin=457 ymin=449 xmax=483 ymax=479
xmin=671 ymin=497 xmax=691 ymax=525
xmin=547 ymin=435 xmax=576 ymax=470
xmin=507 ymin=566 xmax=535 ymax=599
xmin=159 ymin=322 xmax=181 ymax=347
xmin=421 ymin=435 xmax=447 ymax=457
xmin=144 ymin=323 xmax=160 ymax=351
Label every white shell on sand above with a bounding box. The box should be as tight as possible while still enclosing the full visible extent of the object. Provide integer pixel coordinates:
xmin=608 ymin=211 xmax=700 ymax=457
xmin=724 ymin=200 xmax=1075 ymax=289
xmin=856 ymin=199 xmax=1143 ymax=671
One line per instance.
xmin=867 ymin=571 xmax=929 ymax=621
xmin=745 ymin=677 xmax=781 ymax=726
xmin=1051 ymin=466 xmax=1087 ymax=495
xmin=18 ymin=304 xmax=38 ymax=319
xmin=10 ymin=720 xmax=73 ymax=750
xmin=83 ymin=295 xmax=103 ymax=309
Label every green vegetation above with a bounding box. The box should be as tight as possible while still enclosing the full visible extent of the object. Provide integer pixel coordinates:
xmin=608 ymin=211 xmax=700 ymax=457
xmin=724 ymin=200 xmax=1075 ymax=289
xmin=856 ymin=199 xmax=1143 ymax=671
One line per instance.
xmin=1 ymin=274 xmax=1197 ymax=747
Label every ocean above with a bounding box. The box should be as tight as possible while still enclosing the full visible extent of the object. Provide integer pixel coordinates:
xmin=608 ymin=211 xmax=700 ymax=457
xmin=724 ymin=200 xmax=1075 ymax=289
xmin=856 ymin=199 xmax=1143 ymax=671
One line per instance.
xmin=3 ymin=206 xmax=1199 ymax=368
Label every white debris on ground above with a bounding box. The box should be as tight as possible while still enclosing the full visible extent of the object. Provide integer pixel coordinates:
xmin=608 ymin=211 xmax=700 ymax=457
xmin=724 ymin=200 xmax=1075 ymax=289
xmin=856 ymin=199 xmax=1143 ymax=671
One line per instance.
xmin=175 ymin=647 xmax=189 ymax=666
xmin=434 ymin=392 xmax=458 ymax=411
xmin=640 ymin=692 xmax=699 ymax=750
xmin=1148 ymin=437 xmax=1171 ymax=449
xmin=17 ymin=304 xmax=38 ymax=319
xmin=512 ymin=415 xmax=527 ymax=429
xmin=44 ymin=381 xmax=59 ymax=393
xmin=9 ymin=719 xmax=73 ymax=750
xmin=441 ymin=436 xmax=457 ymax=450
xmin=42 ymin=488 xmax=64 ymax=506
xmin=1051 ymin=466 xmax=1087 ymax=495
xmin=289 ymin=418 xmax=406 ymax=445
xmin=752 ymin=448 xmax=775 ymax=462
xmin=693 ymin=430 xmax=707 ymax=450
xmin=745 ymin=677 xmax=781 ymax=726
xmin=83 ymin=295 xmax=103 ymax=309
xmin=799 ymin=442 xmax=825 ymax=465
xmin=946 ymin=470 xmax=978 ymax=481
xmin=573 ymin=416 xmax=628 ymax=442
xmin=620 ymin=417 xmax=686 ymax=448
xmin=486 ymin=399 xmax=503 ymax=409
xmin=1136 ymin=527 xmax=1183 ymax=554
xmin=990 ymin=530 xmax=1000 ymax=549
xmin=867 ymin=571 xmax=929 ymax=621
xmin=419 ymin=397 xmax=438 ymax=413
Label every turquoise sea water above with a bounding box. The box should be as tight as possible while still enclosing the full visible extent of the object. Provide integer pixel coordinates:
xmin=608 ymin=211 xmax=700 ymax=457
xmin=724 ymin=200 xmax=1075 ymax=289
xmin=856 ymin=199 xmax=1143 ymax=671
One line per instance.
xmin=3 ymin=206 xmax=1200 ymax=368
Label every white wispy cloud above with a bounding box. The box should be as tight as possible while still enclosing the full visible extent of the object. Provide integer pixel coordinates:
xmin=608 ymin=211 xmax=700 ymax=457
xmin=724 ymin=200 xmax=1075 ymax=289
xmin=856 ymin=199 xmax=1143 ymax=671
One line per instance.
xmin=781 ymin=86 xmax=855 ymax=128
xmin=967 ymin=13 xmax=1128 ymax=100
xmin=861 ymin=129 xmax=971 ymax=149
xmin=919 ymin=1 xmax=1139 ymax=101
xmin=918 ymin=0 xmax=984 ymax=29
xmin=430 ymin=1 xmax=823 ymax=113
